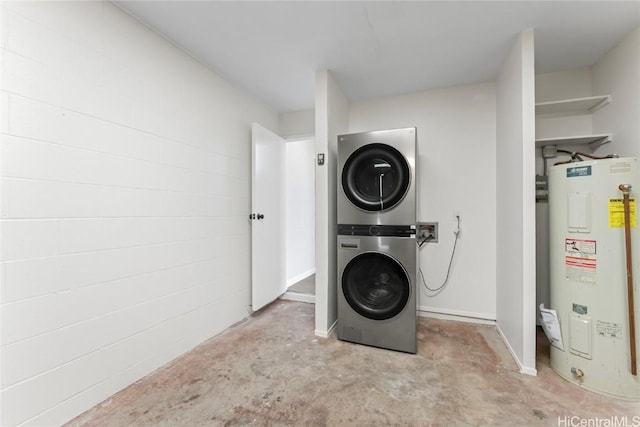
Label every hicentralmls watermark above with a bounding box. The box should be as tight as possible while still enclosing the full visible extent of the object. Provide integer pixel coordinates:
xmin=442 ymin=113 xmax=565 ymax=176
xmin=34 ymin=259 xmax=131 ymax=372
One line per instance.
xmin=557 ymin=416 xmax=640 ymax=427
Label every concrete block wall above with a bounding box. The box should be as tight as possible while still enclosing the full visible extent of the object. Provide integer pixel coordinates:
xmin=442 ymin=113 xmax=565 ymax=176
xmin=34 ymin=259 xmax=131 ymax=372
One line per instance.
xmin=0 ymin=2 xmax=277 ymax=425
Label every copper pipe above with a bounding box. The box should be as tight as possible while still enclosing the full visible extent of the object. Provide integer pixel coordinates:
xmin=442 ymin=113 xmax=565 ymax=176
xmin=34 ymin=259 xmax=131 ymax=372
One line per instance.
xmin=619 ymin=183 xmax=637 ymax=376
xmin=553 ymin=152 xmax=618 ymax=166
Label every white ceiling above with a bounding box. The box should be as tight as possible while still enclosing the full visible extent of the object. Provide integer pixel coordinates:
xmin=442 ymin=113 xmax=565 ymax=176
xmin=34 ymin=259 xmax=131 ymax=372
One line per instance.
xmin=115 ymin=1 xmax=639 ymax=113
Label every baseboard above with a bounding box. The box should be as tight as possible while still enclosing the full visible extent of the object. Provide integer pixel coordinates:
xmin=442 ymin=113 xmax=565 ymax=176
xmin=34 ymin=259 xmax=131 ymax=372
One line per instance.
xmin=417 ymin=306 xmax=496 ymax=325
xmin=496 ymin=323 xmax=538 ymax=376
xmin=286 ymin=269 xmax=315 ymax=287
xmin=315 ymin=319 xmax=337 ymax=338
xmin=280 ymin=291 xmax=315 ymax=304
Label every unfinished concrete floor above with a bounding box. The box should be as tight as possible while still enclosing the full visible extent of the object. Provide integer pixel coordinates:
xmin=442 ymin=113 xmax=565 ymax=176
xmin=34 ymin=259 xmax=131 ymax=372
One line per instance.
xmin=67 ymin=300 xmax=638 ymax=426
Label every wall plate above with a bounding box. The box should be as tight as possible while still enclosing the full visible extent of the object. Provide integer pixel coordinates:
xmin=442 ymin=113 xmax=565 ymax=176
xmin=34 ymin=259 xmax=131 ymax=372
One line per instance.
xmin=417 ymin=222 xmax=438 ymax=243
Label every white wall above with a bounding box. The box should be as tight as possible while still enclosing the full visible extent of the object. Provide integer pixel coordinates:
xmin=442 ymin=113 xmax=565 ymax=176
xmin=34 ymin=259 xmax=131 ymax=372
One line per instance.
xmin=592 ymin=26 xmax=640 ymax=158
xmin=285 ymin=138 xmax=315 ymax=285
xmin=279 ymin=109 xmax=315 ymax=139
xmin=314 ymin=70 xmax=349 ymax=336
xmin=0 ymin=2 xmax=277 ymax=425
xmin=495 ymin=29 xmax=537 ymax=375
xmin=349 ymin=83 xmax=497 ymax=320
xmin=535 ymin=67 xmax=592 ymax=102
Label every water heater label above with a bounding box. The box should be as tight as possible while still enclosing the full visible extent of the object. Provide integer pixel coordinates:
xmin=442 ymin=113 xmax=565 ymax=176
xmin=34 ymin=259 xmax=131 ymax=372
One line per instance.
xmin=565 ymin=257 xmax=597 ymax=283
xmin=608 ymin=198 xmax=637 ymax=228
xmin=596 ymin=320 xmax=622 ymax=339
xmin=565 ymin=238 xmax=596 ymax=255
xmin=565 ymin=238 xmax=597 ymax=283
xmin=566 ymin=165 xmax=592 ymax=177
xmin=572 ymin=303 xmax=588 ymax=315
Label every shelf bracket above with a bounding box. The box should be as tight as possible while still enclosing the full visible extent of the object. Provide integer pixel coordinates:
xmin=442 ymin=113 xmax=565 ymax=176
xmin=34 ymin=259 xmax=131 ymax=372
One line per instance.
xmin=588 ymin=135 xmax=611 ymax=151
xmin=588 ymin=96 xmax=611 ymax=114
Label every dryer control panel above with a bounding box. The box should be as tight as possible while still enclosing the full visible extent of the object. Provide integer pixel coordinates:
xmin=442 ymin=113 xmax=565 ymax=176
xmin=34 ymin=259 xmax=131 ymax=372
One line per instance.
xmin=338 ymin=224 xmax=415 ymax=237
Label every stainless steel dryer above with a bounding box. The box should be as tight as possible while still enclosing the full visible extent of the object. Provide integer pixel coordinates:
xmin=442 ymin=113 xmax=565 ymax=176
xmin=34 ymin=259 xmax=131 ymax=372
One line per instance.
xmin=337 ymin=225 xmax=417 ymax=353
xmin=338 ymin=128 xmax=416 ymax=225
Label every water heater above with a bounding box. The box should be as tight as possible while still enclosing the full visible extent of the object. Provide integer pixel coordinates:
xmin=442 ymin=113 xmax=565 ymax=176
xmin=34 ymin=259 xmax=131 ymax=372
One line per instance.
xmin=548 ymin=157 xmax=639 ymax=399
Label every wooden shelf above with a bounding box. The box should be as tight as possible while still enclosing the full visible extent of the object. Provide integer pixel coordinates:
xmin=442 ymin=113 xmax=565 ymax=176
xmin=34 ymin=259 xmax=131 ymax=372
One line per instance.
xmin=535 ymin=95 xmax=611 ymax=116
xmin=535 ymin=134 xmax=612 ymax=149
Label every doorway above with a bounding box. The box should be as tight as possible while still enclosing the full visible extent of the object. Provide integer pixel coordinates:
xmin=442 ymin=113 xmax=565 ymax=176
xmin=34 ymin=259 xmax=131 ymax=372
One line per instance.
xmin=282 ymin=137 xmax=316 ymax=303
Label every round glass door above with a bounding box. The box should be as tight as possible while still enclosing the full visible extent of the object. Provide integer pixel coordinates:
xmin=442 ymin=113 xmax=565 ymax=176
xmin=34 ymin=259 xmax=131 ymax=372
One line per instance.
xmin=342 ymin=143 xmax=410 ymax=212
xmin=342 ymin=252 xmax=410 ymax=320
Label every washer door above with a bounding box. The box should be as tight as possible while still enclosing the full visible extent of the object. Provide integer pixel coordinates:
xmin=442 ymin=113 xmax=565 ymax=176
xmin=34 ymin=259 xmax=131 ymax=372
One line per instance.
xmin=342 ymin=252 xmax=410 ymax=320
xmin=341 ymin=143 xmax=410 ymax=212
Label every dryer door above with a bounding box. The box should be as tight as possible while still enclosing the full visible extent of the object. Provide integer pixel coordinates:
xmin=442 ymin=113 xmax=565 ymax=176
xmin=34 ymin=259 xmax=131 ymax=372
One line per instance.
xmin=341 ymin=143 xmax=410 ymax=212
xmin=342 ymin=252 xmax=410 ymax=320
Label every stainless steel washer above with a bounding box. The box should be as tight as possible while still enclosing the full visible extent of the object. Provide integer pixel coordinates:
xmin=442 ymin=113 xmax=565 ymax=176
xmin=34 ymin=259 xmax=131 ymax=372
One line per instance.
xmin=337 ymin=225 xmax=417 ymax=353
xmin=338 ymin=128 xmax=416 ymax=226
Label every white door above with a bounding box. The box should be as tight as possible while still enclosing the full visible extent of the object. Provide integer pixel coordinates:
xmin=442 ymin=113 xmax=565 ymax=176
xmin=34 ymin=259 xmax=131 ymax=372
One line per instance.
xmin=251 ymin=123 xmax=286 ymax=311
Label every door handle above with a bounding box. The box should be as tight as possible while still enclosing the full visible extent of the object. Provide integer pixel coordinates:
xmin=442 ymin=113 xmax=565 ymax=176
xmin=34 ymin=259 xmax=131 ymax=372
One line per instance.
xmin=341 ymin=243 xmax=359 ymax=249
xmin=257 ymin=214 xmax=264 ymax=220
xmin=249 ymin=213 xmax=256 ymax=220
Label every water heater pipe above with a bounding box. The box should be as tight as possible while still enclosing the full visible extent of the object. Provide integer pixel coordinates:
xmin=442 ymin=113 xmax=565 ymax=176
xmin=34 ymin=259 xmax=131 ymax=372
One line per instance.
xmin=619 ymin=183 xmax=637 ymax=376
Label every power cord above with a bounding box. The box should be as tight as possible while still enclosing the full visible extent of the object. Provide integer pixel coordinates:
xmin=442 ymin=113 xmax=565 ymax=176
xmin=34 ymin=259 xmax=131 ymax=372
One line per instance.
xmin=419 ymin=215 xmax=460 ymax=295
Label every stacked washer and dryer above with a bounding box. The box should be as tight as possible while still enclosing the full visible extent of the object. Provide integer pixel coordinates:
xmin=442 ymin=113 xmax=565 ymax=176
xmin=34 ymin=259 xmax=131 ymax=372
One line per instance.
xmin=337 ymin=127 xmax=418 ymax=353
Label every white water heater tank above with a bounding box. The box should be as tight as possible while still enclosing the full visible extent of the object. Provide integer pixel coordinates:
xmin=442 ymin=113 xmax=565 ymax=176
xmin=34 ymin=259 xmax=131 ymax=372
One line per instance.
xmin=548 ymin=157 xmax=639 ymax=399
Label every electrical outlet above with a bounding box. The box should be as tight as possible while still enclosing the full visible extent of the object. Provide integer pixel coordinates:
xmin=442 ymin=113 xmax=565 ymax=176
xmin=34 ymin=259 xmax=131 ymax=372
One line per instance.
xmin=417 ymin=222 xmax=438 ymax=243
xmin=452 ymin=210 xmax=461 ymax=236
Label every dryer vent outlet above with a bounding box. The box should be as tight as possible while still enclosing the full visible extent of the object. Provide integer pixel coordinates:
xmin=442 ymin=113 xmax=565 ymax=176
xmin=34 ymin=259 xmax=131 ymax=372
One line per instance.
xmin=417 ymin=222 xmax=438 ymax=243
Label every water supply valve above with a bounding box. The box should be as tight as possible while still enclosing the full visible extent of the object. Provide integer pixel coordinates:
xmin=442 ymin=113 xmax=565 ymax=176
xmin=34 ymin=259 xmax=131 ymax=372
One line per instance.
xmin=417 ymin=222 xmax=438 ymax=243
xmin=570 ymin=367 xmax=584 ymax=378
